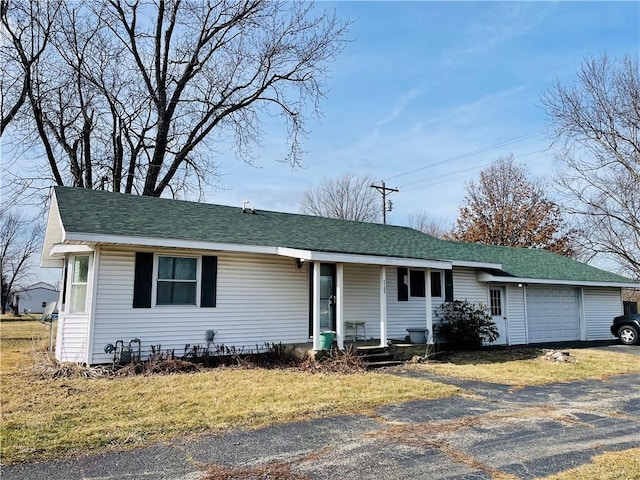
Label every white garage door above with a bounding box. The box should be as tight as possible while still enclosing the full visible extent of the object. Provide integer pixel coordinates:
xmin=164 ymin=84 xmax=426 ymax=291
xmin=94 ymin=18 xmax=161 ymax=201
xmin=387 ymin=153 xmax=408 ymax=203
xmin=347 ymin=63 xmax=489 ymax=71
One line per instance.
xmin=527 ymin=286 xmax=580 ymax=343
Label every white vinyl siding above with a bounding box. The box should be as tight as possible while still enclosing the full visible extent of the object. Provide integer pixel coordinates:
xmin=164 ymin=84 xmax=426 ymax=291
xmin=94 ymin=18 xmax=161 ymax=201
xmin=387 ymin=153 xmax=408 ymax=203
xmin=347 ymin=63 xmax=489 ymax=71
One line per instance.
xmin=583 ymin=287 xmax=623 ymax=340
xmin=55 ymin=314 xmax=90 ymax=363
xmin=343 ymin=264 xmax=380 ymax=340
xmin=91 ymin=249 xmax=309 ymax=364
xmin=454 ymin=267 xmax=487 ymax=304
xmin=506 ymin=285 xmax=527 ymax=345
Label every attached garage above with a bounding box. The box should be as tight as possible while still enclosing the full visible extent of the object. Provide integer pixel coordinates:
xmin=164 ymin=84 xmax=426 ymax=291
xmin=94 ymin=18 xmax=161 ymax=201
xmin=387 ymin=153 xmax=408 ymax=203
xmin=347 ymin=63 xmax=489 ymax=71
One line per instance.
xmin=526 ymin=286 xmax=580 ymax=343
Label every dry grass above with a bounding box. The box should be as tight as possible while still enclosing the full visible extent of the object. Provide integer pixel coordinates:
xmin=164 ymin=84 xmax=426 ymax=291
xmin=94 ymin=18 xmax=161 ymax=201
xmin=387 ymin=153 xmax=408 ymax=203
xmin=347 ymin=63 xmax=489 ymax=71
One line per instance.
xmin=1 ymin=317 xmax=54 ymax=373
xmin=204 ymin=462 xmax=311 ymax=480
xmin=413 ymin=347 xmax=640 ymax=385
xmin=537 ymin=447 xmax=640 ymax=480
xmin=0 ymin=320 xmax=460 ymax=464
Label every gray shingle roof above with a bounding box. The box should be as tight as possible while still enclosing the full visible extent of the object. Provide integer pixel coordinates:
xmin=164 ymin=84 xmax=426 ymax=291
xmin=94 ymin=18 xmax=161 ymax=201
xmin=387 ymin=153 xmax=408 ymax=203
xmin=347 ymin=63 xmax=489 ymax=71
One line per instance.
xmin=54 ymin=186 xmax=635 ymax=285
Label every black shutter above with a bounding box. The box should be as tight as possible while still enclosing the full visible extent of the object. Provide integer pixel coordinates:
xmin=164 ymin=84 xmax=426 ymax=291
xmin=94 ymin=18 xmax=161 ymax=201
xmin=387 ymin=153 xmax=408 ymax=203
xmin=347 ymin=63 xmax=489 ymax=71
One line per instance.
xmin=133 ymin=252 xmax=153 ymax=308
xmin=61 ymin=258 xmax=69 ymax=305
xmin=200 ymin=256 xmax=218 ymax=307
xmin=397 ymin=267 xmax=408 ymax=302
xmin=444 ymin=269 xmax=454 ymax=302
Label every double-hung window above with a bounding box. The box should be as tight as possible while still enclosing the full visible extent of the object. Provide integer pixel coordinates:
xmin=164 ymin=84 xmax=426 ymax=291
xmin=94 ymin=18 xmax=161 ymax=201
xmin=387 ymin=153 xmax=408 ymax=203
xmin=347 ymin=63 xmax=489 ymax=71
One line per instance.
xmin=430 ymin=271 xmax=443 ymax=298
xmin=409 ymin=270 xmax=426 ymax=297
xmin=399 ymin=268 xmax=450 ymax=302
xmin=156 ymin=256 xmax=198 ymax=305
xmin=70 ymin=255 xmax=90 ymax=313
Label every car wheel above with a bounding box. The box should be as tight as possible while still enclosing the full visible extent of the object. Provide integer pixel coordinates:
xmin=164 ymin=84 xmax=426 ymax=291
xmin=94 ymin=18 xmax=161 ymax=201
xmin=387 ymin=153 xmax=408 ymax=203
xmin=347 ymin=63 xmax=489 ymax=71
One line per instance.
xmin=618 ymin=326 xmax=639 ymax=345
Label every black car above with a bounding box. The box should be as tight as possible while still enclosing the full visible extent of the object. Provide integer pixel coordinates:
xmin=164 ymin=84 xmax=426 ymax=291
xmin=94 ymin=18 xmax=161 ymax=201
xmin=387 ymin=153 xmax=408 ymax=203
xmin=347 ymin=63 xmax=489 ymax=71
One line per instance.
xmin=611 ymin=313 xmax=640 ymax=345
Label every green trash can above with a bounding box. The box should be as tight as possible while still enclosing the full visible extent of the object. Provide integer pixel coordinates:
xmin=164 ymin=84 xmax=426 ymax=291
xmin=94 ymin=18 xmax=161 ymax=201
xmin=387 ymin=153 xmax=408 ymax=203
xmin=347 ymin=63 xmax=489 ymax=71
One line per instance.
xmin=319 ymin=331 xmax=336 ymax=350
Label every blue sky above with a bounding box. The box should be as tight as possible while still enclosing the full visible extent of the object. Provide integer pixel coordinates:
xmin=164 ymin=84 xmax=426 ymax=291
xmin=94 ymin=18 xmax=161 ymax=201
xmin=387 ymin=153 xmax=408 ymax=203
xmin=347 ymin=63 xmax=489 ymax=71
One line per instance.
xmin=206 ymin=1 xmax=639 ymax=226
xmin=10 ymin=1 xmax=640 ymax=284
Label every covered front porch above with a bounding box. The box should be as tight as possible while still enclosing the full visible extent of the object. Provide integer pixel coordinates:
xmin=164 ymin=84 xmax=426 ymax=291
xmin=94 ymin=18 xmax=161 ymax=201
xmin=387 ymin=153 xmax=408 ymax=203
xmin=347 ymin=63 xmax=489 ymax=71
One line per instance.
xmin=299 ymin=257 xmax=450 ymax=351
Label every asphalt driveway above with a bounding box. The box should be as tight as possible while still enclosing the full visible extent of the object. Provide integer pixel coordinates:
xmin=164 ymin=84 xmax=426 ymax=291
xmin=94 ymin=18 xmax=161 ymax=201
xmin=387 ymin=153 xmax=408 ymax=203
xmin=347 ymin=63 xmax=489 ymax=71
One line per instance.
xmin=3 ymin=368 xmax=640 ymax=480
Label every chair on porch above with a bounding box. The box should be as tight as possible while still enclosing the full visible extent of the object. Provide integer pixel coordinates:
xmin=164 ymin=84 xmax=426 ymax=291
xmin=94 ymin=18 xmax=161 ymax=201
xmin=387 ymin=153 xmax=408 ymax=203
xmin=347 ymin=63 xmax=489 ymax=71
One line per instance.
xmin=345 ymin=321 xmax=367 ymax=341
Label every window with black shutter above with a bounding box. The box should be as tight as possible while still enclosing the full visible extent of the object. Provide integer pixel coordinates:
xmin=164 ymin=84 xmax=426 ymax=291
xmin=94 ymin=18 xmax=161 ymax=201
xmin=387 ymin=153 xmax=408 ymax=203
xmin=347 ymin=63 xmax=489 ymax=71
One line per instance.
xmin=132 ymin=252 xmax=217 ymax=308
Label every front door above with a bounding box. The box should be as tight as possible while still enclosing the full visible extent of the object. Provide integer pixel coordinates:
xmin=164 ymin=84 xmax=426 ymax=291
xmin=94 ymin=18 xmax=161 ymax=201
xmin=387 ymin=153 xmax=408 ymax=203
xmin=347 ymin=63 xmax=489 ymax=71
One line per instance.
xmin=309 ymin=263 xmax=337 ymax=336
xmin=489 ymin=286 xmax=508 ymax=344
xmin=319 ymin=263 xmax=336 ymax=331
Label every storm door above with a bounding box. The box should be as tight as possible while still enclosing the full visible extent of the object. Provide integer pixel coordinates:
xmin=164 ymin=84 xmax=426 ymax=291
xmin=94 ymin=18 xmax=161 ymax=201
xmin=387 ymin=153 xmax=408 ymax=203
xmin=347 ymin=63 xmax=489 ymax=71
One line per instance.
xmin=489 ymin=286 xmax=508 ymax=344
xmin=308 ymin=263 xmax=337 ymax=336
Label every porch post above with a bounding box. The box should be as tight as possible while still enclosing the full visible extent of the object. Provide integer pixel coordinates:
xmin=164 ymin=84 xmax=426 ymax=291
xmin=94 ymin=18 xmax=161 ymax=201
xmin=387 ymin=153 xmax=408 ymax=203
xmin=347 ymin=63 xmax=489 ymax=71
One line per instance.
xmin=578 ymin=287 xmax=587 ymax=341
xmin=312 ymin=261 xmax=322 ymax=350
xmin=380 ymin=266 xmax=388 ymax=347
xmin=425 ymin=268 xmax=433 ymax=344
xmin=336 ymin=263 xmax=344 ymax=349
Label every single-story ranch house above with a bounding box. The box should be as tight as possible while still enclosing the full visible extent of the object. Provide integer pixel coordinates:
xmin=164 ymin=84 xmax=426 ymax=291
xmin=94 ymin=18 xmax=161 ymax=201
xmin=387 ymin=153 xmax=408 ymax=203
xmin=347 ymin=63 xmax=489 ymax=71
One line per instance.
xmin=42 ymin=186 xmax=638 ymax=364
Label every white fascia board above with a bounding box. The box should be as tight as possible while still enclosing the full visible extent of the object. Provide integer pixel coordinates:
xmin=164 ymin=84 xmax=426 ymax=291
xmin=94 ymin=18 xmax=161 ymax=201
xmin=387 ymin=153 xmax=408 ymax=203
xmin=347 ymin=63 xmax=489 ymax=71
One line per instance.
xmin=476 ymin=271 xmax=640 ymax=288
xmin=41 ymin=259 xmax=65 ymax=268
xmin=451 ymin=260 xmax=503 ymax=269
xmin=63 ymin=232 xmax=279 ymax=255
xmin=277 ymin=247 xmax=314 ymax=260
xmin=40 ymin=190 xmax=67 ymax=266
xmin=277 ymin=247 xmax=451 ymax=269
xmin=49 ymin=244 xmax=95 ymax=256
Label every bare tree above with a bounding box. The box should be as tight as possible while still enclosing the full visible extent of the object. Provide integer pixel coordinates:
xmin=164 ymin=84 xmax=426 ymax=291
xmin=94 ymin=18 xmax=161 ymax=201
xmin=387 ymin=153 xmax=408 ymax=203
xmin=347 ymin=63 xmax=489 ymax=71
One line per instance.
xmin=449 ymin=156 xmax=576 ymax=256
xmin=1 ymin=0 xmax=349 ymax=199
xmin=542 ymin=53 xmax=640 ymax=278
xmin=406 ymin=211 xmax=450 ymax=238
xmin=301 ymin=172 xmax=380 ymax=222
xmin=0 ymin=0 xmax=59 ymax=137
xmin=0 ymin=209 xmax=42 ymax=314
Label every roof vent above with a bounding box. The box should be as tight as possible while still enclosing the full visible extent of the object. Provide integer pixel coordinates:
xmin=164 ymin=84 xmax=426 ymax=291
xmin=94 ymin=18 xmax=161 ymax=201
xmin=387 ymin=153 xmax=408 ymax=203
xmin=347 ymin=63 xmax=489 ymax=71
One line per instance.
xmin=242 ymin=200 xmax=256 ymax=214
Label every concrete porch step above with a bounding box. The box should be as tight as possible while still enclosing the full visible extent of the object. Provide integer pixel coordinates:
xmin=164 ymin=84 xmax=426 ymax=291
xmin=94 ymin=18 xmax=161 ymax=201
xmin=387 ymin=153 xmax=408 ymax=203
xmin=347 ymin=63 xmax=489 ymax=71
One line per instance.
xmin=354 ymin=345 xmax=405 ymax=369
xmin=354 ymin=345 xmax=388 ymax=356
xmin=359 ymin=352 xmax=394 ymax=362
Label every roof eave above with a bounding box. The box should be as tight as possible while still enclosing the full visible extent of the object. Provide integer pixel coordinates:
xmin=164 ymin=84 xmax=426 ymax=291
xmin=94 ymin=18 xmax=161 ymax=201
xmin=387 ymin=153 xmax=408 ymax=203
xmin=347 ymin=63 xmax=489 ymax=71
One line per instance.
xmin=450 ymin=260 xmax=503 ymax=270
xmin=64 ymin=232 xmax=279 ymax=255
xmin=276 ymin=247 xmax=451 ymax=269
xmin=477 ymin=272 xmax=640 ymax=288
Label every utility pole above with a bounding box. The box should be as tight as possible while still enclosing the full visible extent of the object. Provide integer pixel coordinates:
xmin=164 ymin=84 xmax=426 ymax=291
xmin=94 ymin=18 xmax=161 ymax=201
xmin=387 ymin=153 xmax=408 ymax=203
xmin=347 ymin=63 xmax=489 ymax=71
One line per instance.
xmin=370 ymin=181 xmax=399 ymax=224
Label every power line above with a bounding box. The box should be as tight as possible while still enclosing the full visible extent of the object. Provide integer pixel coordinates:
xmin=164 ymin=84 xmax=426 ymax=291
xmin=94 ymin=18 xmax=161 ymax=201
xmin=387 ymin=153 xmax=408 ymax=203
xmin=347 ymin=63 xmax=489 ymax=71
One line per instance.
xmin=398 ymin=147 xmax=552 ymax=192
xmin=399 ymin=162 xmax=492 ymax=189
xmin=383 ymin=132 xmax=543 ymax=183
